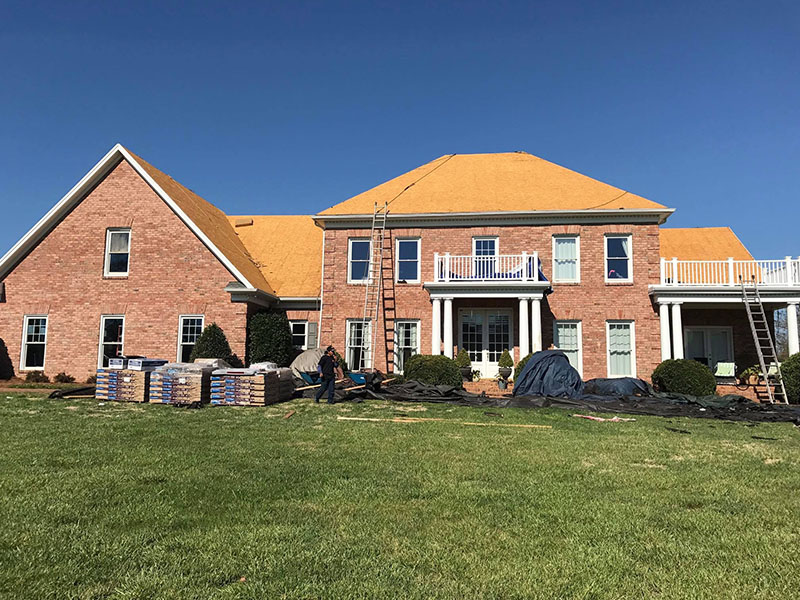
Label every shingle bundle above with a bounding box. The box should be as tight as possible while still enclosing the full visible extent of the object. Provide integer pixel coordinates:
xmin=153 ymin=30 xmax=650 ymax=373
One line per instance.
xmin=95 ymin=358 xmax=168 ymax=403
xmin=149 ymin=362 xmax=219 ymax=406
xmin=210 ymin=366 xmax=294 ymax=406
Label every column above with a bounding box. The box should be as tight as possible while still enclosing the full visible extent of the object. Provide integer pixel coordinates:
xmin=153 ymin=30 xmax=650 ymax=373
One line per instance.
xmin=659 ymin=302 xmax=672 ymax=361
xmin=530 ymin=297 xmax=542 ymax=352
xmin=787 ymin=302 xmax=800 ymax=356
xmin=518 ymin=297 xmax=530 ymax=359
xmin=431 ymin=298 xmax=441 ymax=355
xmin=443 ymin=298 xmax=454 ymax=358
xmin=671 ymin=302 xmax=684 ymax=359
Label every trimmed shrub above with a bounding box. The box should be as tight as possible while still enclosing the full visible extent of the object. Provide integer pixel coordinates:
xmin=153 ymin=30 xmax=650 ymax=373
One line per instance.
xmin=455 ymin=348 xmax=472 ymax=368
xmin=249 ymin=311 xmax=294 ymax=367
xmin=25 ymin=371 xmax=50 ymax=383
xmin=652 ymin=359 xmax=716 ymax=396
xmin=405 ymin=355 xmax=462 ymax=387
xmin=514 ymin=353 xmax=533 ymax=381
xmin=0 ymin=337 xmax=13 ymax=380
xmin=54 ymin=372 xmax=75 ymax=384
xmin=781 ymin=353 xmax=800 ymax=404
xmin=190 ymin=323 xmax=235 ymax=364
xmin=498 ymin=349 xmax=513 ymax=369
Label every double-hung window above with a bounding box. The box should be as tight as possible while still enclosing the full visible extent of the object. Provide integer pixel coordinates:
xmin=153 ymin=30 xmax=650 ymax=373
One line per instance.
xmin=394 ymin=320 xmax=420 ymax=373
xmin=605 ymin=235 xmax=632 ymax=282
xmin=21 ymin=316 xmax=48 ymax=370
xmin=396 ymin=238 xmax=420 ymax=283
xmin=348 ymin=239 xmax=371 ymax=283
xmin=104 ymin=228 xmax=131 ymax=276
xmin=553 ymin=235 xmax=579 ymax=282
xmin=99 ymin=315 xmax=125 ymax=368
xmin=607 ymin=321 xmax=635 ymax=377
xmin=290 ymin=320 xmax=308 ymax=350
xmin=178 ymin=315 xmax=204 ymax=362
xmin=473 ymin=237 xmax=498 ymax=278
xmin=554 ymin=321 xmax=582 ymax=375
xmin=346 ymin=319 xmax=371 ymax=370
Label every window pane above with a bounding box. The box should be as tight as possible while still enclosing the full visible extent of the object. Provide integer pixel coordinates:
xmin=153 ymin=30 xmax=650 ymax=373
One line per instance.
xmin=26 ymin=318 xmax=47 ymax=343
xmin=607 ymin=259 xmax=629 ymax=280
xmin=554 ymin=237 xmax=576 ymax=260
xmin=608 ymin=323 xmax=632 ymax=376
xmin=181 ymin=318 xmax=203 ymax=344
xmin=474 ymin=239 xmax=496 ymax=256
xmin=24 ymin=344 xmax=45 ymax=368
xmin=554 ymin=259 xmax=577 ymax=281
xmin=398 ymin=260 xmax=418 ymax=281
xmin=103 ymin=318 xmax=124 ymax=343
xmin=109 ymin=231 xmax=130 ymax=252
xmin=350 ymin=260 xmax=369 ymax=281
xmin=108 ymin=253 xmax=129 ymax=273
xmin=351 ymin=240 xmax=370 ymax=261
xmin=291 ymin=322 xmax=307 ymax=348
xmin=606 ymin=237 xmax=629 ymax=259
xmin=398 ymin=240 xmax=418 ymax=261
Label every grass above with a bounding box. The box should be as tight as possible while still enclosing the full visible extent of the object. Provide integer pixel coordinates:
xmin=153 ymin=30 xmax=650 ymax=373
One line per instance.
xmin=0 ymin=394 xmax=799 ymax=599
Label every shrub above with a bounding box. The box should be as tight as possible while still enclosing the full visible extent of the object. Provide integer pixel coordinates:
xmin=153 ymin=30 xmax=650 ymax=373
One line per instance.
xmin=652 ymin=359 xmax=716 ymax=396
xmin=405 ymin=355 xmax=462 ymax=387
xmin=53 ymin=372 xmax=75 ymax=384
xmin=455 ymin=348 xmax=472 ymax=368
xmin=738 ymin=365 xmax=760 ymax=380
xmin=0 ymin=337 xmax=14 ymax=380
xmin=86 ymin=374 xmax=98 ymax=384
xmin=514 ymin=353 xmax=533 ymax=381
xmin=249 ymin=311 xmax=294 ymax=367
xmin=189 ymin=323 xmax=235 ymax=364
xmin=498 ymin=349 xmax=513 ymax=369
xmin=25 ymin=371 xmax=50 ymax=383
xmin=781 ymin=353 xmax=800 ymax=404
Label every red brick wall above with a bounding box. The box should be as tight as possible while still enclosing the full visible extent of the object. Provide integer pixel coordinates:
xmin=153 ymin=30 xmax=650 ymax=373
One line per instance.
xmin=320 ymin=223 xmax=662 ymax=380
xmin=0 ymin=160 xmax=249 ymax=380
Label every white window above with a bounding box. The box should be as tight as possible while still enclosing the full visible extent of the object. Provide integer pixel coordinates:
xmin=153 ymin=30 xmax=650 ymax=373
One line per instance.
xmin=104 ymin=228 xmax=131 ymax=276
xmin=605 ymin=235 xmax=632 ymax=282
xmin=473 ymin=237 xmax=498 ymax=278
xmin=289 ymin=320 xmax=308 ymax=350
xmin=552 ymin=235 xmax=580 ymax=282
xmin=607 ymin=321 xmax=636 ymax=377
xmin=396 ymin=238 xmax=420 ymax=283
xmin=394 ymin=320 xmax=420 ymax=373
xmin=554 ymin=320 xmax=582 ymax=375
xmin=21 ymin=316 xmax=47 ymax=370
xmin=346 ymin=319 xmax=371 ymax=370
xmin=472 ymin=237 xmax=498 ymax=256
xmin=99 ymin=315 xmax=125 ymax=368
xmin=178 ymin=315 xmax=204 ymax=362
xmin=348 ymin=238 xmax=371 ymax=283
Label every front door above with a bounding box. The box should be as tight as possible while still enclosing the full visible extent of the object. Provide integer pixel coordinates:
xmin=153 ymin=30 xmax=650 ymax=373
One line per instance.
xmin=684 ymin=327 xmax=733 ymax=371
xmin=458 ymin=309 xmax=513 ymax=378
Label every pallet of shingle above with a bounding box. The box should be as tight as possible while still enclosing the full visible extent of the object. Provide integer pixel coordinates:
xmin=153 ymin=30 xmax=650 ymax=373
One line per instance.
xmin=148 ymin=362 xmax=215 ymax=405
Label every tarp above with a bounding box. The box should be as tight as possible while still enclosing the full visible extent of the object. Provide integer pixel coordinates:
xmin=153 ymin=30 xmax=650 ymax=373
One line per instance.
xmin=583 ymin=377 xmax=652 ymax=397
xmin=290 ymin=347 xmax=325 ymax=378
xmin=512 ymin=350 xmax=583 ymax=398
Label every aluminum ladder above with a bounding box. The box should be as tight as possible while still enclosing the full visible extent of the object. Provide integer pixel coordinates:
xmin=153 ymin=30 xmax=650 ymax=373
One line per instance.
xmin=358 ymin=202 xmax=389 ymax=371
xmin=740 ymin=277 xmax=788 ymax=404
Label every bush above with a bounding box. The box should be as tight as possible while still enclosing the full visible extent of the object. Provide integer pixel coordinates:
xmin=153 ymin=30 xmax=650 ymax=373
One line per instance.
xmin=189 ymin=323 xmax=236 ymax=364
xmin=781 ymin=353 xmax=800 ymax=404
xmin=652 ymin=359 xmax=716 ymax=396
xmin=25 ymin=371 xmax=50 ymax=383
xmin=405 ymin=355 xmax=462 ymax=387
xmin=514 ymin=353 xmax=533 ymax=381
xmin=86 ymin=374 xmax=97 ymax=384
xmin=53 ymin=372 xmax=75 ymax=384
xmin=498 ymin=349 xmax=513 ymax=369
xmin=0 ymin=337 xmax=14 ymax=380
xmin=738 ymin=365 xmax=760 ymax=380
xmin=249 ymin=311 xmax=294 ymax=367
xmin=455 ymin=348 xmax=471 ymax=368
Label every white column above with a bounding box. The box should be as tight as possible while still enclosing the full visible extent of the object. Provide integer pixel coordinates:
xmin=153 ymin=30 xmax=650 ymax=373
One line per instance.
xmin=659 ymin=303 xmax=671 ymax=361
xmin=530 ymin=297 xmax=542 ymax=352
xmin=671 ymin=302 xmax=684 ymax=359
xmin=431 ymin=298 xmax=441 ymax=355
xmin=787 ymin=302 xmax=800 ymax=356
xmin=443 ymin=298 xmax=454 ymax=358
xmin=518 ymin=297 xmax=530 ymax=359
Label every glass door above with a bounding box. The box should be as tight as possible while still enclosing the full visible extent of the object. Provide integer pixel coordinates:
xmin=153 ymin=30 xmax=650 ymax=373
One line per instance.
xmin=683 ymin=327 xmax=733 ymax=371
xmin=459 ymin=309 xmax=513 ymax=378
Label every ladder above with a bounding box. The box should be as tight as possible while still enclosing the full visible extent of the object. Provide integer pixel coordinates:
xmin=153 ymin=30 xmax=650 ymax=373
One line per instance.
xmin=358 ymin=202 xmax=389 ymax=371
xmin=740 ymin=277 xmax=788 ymax=404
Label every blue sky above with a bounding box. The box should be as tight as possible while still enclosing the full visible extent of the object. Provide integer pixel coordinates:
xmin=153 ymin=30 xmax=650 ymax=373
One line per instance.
xmin=1 ymin=1 xmax=798 ymax=257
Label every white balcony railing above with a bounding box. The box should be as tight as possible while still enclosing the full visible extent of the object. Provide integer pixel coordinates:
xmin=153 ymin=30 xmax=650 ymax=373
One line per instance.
xmin=434 ymin=252 xmax=541 ymax=283
xmin=660 ymin=257 xmax=800 ymax=287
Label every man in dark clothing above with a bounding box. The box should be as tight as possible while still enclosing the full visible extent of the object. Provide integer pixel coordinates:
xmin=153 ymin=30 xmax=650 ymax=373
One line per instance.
xmin=315 ymin=345 xmax=339 ymax=404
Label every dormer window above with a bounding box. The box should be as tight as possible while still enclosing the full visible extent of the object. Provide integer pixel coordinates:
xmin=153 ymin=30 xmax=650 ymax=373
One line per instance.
xmin=104 ymin=228 xmax=130 ymax=276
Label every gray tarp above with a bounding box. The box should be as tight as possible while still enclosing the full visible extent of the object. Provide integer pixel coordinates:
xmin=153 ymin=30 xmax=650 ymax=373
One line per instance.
xmin=290 ymin=347 xmax=325 ymax=378
xmin=512 ymin=350 xmax=584 ymax=398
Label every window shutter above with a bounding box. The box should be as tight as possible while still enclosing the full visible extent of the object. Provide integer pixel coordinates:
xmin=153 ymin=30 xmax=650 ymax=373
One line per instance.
xmin=307 ymin=322 xmax=318 ymax=349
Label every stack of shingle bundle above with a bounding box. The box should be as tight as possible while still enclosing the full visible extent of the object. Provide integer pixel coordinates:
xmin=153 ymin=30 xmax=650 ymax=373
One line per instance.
xmin=95 ymin=358 xmax=167 ymax=403
xmin=210 ymin=366 xmax=294 ymax=406
xmin=148 ymin=362 xmax=217 ymax=406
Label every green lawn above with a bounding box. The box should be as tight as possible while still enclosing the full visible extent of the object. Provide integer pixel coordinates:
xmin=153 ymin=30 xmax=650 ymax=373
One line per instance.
xmin=1 ymin=394 xmax=798 ymax=599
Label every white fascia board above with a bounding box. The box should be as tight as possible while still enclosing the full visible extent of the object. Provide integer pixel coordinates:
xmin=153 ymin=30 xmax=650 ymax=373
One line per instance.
xmin=650 ymin=285 xmax=800 ymax=304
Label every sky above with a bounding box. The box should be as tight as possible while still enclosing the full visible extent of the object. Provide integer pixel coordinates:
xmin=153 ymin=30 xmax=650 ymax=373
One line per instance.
xmin=0 ymin=0 xmax=798 ymax=258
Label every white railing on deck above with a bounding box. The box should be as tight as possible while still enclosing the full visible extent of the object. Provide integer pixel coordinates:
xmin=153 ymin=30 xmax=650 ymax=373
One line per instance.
xmin=660 ymin=257 xmax=800 ymax=287
xmin=434 ymin=252 xmax=540 ymax=282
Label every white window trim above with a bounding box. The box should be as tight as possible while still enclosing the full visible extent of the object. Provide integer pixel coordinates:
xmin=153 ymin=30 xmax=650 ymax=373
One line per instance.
xmin=553 ymin=320 xmax=583 ymax=377
xmin=472 ymin=236 xmax=499 ymax=256
xmin=20 ymin=314 xmax=48 ymax=371
xmin=552 ymin=235 xmax=581 ymax=283
xmin=104 ymin=228 xmax=131 ymax=277
xmin=98 ymin=315 xmax=126 ymax=368
xmin=346 ymin=318 xmax=372 ymax=369
xmin=395 ymin=237 xmax=421 ymax=284
xmin=347 ymin=238 xmax=372 ymax=285
xmin=604 ymin=234 xmax=633 ymax=283
xmin=177 ymin=314 xmax=205 ymax=362
xmin=289 ymin=320 xmax=309 ymax=350
xmin=393 ymin=319 xmax=421 ymax=374
xmin=606 ymin=320 xmax=636 ymax=378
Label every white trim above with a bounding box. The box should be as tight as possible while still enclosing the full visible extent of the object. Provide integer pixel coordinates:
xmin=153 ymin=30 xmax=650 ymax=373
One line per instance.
xmin=289 ymin=320 xmax=309 ymax=350
xmin=98 ymin=314 xmax=126 ymax=369
xmin=345 ymin=318 xmax=372 ymax=369
xmin=20 ymin=314 xmax=48 ymax=371
xmin=103 ymin=227 xmax=131 ymax=277
xmin=395 ymin=237 xmax=421 ymax=284
xmin=347 ymin=237 xmax=371 ymax=285
xmin=393 ymin=319 xmax=421 ymax=373
xmin=606 ymin=320 xmax=636 ymax=378
xmin=552 ymin=234 xmax=580 ymax=283
xmin=604 ymin=234 xmax=633 ymax=284
xmin=553 ymin=320 xmax=583 ymax=377
xmin=177 ymin=314 xmax=205 ymax=362
xmin=457 ymin=308 xmax=515 ymax=378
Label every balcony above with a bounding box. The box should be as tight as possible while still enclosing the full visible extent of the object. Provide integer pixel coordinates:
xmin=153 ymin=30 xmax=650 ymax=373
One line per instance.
xmin=660 ymin=257 xmax=800 ymax=287
xmin=433 ymin=252 xmax=544 ymax=283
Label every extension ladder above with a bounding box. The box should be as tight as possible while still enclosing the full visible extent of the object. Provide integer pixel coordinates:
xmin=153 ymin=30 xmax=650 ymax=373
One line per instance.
xmin=741 ymin=277 xmax=788 ymax=404
xmin=358 ymin=202 xmax=389 ymax=370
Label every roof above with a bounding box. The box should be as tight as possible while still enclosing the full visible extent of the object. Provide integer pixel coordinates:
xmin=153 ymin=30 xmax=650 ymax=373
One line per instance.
xmin=319 ymin=152 xmax=669 ymax=216
xmin=227 ymin=215 xmax=323 ymax=297
xmin=660 ymin=227 xmax=753 ymax=260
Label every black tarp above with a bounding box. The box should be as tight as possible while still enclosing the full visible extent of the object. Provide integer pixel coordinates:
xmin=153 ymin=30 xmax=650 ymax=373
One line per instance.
xmin=512 ymin=350 xmax=584 ymax=398
xmin=583 ymin=377 xmax=652 ymax=397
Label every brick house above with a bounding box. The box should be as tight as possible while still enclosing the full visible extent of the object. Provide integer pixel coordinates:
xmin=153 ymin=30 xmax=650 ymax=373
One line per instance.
xmin=1 ymin=145 xmax=798 ymax=382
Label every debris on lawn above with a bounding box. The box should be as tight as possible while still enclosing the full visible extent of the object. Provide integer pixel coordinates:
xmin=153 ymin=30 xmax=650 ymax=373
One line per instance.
xmin=336 ymin=416 xmax=551 ymax=429
xmin=572 ymin=414 xmax=635 ymax=422
xmin=283 ymin=410 xmax=296 ymax=419
xmin=665 ymin=427 xmax=691 ymax=434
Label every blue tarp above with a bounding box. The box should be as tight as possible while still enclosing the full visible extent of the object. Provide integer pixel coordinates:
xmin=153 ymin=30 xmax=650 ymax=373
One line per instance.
xmin=512 ymin=350 xmax=584 ymax=399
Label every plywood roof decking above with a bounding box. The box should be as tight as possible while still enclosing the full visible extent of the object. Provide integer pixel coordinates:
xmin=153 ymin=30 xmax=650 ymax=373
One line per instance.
xmin=659 ymin=227 xmax=753 ymax=260
xmin=227 ymin=215 xmax=323 ymax=298
xmin=319 ymin=152 xmax=668 ymax=216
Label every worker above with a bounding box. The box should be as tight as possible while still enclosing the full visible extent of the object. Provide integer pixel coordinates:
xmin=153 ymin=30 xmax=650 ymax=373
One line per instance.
xmin=315 ymin=345 xmax=339 ymax=404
